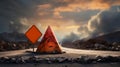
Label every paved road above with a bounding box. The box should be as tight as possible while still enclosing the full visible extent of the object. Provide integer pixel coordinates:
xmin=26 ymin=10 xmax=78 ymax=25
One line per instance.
xmin=62 ymin=47 xmax=120 ymax=56
xmin=0 ymin=47 xmax=120 ymax=57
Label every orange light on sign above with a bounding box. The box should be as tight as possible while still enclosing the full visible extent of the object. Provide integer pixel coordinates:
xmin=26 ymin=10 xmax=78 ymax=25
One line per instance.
xmin=25 ymin=25 xmax=42 ymax=44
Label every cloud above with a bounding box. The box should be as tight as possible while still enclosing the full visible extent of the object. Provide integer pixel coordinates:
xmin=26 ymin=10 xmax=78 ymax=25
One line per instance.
xmin=77 ymin=6 xmax=120 ymax=38
xmin=51 ymin=0 xmax=120 ymax=24
xmin=77 ymin=24 xmax=90 ymax=38
xmin=88 ymin=6 xmax=120 ymax=37
xmin=0 ymin=0 xmax=120 ymax=42
xmin=38 ymin=4 xmax=51 ymax=9
xmin=8 ymin=18 xmax=31 ymax=33
xmin=37 ymin=4 xmax=52 ymax=17
xmin=54 ymin=0 xmax=120 ymax=15
xmin=0 ymin=0 xmax=81 ymax=41
xmin=62 ymin=32 xmax=80 ymax=43
xmin=60 ymin=10 xmax=99 ymax=23
xmin=62 ymin=5 xmax=120 ymax=42
xmin=0 ymin=0 xmax=39 ymax=33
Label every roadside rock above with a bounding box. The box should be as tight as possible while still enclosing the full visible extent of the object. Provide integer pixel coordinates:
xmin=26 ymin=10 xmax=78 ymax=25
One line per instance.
xmin=15 ymin=56 xmax=25 ymax=63
xmin=0 ymin=56 xmax=120 ymax=64
xmin=0 ymin=57 xmax=9 ymax=63
xmin=27 ymin=56 xmax=37 ymax=63
xmin=57 ymin=57 xmax=68 ymax=63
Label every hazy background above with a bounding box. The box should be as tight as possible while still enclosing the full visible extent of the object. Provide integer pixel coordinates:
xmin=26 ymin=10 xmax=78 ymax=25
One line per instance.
xmin=0 ymin=0 xmax=120 ymax=42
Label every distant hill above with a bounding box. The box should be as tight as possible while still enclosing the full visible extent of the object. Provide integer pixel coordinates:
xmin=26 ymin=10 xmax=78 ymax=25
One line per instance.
xmin=0 ymin=32 xmax=42 ymax=51
xmin=0 ymin=32 xmax=28 ymax=42
xmin=93 ymin=31 xmax=120 ymax=43
xmin=62 ymin=31 xmax=120 ymax=51
xmin=0 ymin=32 xmax=34 ymax=51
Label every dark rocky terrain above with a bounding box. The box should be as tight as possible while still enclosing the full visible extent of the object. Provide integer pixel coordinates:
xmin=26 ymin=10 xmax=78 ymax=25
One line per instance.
xmin=0 ymin=32 xmax=34 ymax=51
xmin=0 ymin=31 xmax=120 ymax=51
xmin=0 ymin=55 xmax=120 ymax=64
xmin=62 ymin=31 xmax=120 ymax=51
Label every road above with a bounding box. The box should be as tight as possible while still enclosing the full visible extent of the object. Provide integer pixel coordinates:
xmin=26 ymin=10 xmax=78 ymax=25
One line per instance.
xmin=0 ymin=47 xmax=120 ymax=57
xmin=62 ymin=47 xmax=120 ymax=56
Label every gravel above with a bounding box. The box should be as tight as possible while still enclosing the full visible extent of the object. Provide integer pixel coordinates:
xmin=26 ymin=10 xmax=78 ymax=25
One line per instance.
xmin=0 ymin=56 xmax=120 ymax=64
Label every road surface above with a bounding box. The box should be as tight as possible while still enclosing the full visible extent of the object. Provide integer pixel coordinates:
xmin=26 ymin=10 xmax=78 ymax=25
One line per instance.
xmin=0 ymin=47 xmax=120 ymax=57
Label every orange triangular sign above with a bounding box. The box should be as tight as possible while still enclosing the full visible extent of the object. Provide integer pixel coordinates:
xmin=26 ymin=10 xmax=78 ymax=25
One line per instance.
xmin=36 ymin=26 xmax=62 ymax=53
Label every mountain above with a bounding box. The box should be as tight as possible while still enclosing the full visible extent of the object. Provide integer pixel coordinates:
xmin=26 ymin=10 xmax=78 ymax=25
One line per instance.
xmin=93 ymin=31 xmax=120 ymax=43
xmin=0 ymin=32 xmax=34 ymax=51
xmin=0 ymin=32 xmax=28 ymax=42
xmin=62 ymin=31 xmax=120 ymax=51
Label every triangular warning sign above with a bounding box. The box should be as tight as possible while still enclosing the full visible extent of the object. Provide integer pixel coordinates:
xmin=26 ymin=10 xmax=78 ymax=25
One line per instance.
xmin=36 ymin=26 xmax=62 ymax=53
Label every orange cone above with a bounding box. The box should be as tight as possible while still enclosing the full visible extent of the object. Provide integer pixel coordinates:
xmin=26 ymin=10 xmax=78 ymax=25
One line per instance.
xmin=36 ymin=26 xmax=62 ymax=53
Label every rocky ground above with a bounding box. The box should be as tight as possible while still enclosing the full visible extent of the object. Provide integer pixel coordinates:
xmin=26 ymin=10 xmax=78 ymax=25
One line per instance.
xmin=63 ymin=39 xmax=120 ymax=51
xmin=0 ymin=47 xmax=120 ymax=67
xmin=0 ymin=55 xmax=120 ymax=64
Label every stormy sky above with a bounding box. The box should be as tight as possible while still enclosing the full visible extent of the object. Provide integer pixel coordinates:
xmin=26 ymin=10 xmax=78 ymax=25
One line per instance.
xmin=0 ymin=0 xmax=120 ymax=42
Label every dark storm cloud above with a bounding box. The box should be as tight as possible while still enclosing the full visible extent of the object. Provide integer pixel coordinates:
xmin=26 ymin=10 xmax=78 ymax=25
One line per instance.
xmin=88 ymin=6 xmax=120 ymax=37
xmin=0 ymin=0 xmax=39 ymax=32
xmin=60 ymin=10 xmax=99 ymax=23
xmin=1 ymin=0 xmax=120 ymax=42
xmin=77 ymin=5 xmax=120 ymax=38
xmin=62 ymin=5 xmax=120 ymax=42
xmin=62 ymin=32 xmax=80 ymax=43
xmin=0 ymin=0 xmax=70 ymax=33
